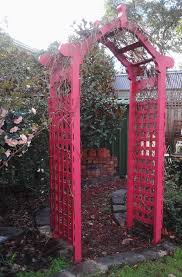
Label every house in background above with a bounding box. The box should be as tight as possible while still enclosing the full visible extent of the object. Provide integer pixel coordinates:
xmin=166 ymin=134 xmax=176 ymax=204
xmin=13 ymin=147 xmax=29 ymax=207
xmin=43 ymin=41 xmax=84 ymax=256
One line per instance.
xmin=112 ymin=71 xmax=182 ymax=176
xmin=113 ymin=70 xmax=182 ymax=147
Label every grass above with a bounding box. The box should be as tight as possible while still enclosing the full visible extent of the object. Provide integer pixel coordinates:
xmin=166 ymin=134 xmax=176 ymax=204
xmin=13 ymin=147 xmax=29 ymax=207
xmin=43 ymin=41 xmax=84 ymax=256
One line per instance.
xmin=16 ymin=257 xmax=70 ymax=277
xmin=104 ymin=248 xmax=182 ymax=277
xmin=9 ymin=248 xmax=182 ymax=277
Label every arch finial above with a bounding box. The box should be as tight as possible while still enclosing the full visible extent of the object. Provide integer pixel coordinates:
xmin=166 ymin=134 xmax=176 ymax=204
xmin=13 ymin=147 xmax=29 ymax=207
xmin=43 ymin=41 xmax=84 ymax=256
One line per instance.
xmin=117 ymin=3 xmax=127 ymax=20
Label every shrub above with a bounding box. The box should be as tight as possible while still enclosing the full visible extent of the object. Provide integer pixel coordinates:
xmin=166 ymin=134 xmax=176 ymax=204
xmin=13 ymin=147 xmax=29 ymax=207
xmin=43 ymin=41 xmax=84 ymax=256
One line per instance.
xmin=164 ymin=158 xmax=182 ymax=237
xmin=0 ymin=31 xmax=49 ymax=191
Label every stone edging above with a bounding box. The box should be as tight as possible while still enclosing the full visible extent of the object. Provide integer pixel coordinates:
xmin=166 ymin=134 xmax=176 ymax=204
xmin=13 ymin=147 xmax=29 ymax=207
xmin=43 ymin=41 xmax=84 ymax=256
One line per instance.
xmin=50 ymin=241 xmax=177 ymax=277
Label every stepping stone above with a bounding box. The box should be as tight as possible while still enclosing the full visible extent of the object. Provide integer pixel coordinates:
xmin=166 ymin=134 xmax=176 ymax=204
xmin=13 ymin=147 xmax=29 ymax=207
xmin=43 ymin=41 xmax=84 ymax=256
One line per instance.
xmin=0 ymin=236 xmax=7 ymax=243
xmin=0 ymin=226 xmax=23 ymax=244
xmin=51 ymin=271 xmax=76 ymax=277
xmin=35 ymin=207 xmax=73 ymax=259
xmin=112 ymin=189 xmax=127 ymax=205
xmin=38 ymin=225 xmax=51 ymax=237
xmin=113 ymin=205 xmax=126 ymax=213
xmin=70 ymin=260 xmax=108 ymax=276
xmin=35 ymin=207 xmax=50 ymax=226
xmin=113 ymin=212 xmax=126 ymax=227
xmin=112 ymin=189 xmax=127 ymax=226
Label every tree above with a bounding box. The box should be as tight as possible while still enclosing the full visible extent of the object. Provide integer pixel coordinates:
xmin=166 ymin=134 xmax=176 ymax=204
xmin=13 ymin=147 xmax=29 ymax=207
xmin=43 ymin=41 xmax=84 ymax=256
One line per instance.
xmin=70 ymin=20 xmax=126 ymax=148
xmin=81 ymin=45 xmax=125 ymax=148
xmin=104 ymin=0 xmax=182 ymax=54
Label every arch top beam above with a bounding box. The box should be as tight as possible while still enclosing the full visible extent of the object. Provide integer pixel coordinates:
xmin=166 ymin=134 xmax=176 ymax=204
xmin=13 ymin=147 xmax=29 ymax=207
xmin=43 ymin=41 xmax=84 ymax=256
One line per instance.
xmin=40 ymin=3 xmax=174 ymax=74
xmin=56 ymin=3 xmax=174 ymax=73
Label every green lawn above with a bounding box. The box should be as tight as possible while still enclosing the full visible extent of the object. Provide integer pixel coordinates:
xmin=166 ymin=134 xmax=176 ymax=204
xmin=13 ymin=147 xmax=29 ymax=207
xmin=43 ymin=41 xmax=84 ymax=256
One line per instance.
xmin=104 ymin=248 xmax=182 ymax=277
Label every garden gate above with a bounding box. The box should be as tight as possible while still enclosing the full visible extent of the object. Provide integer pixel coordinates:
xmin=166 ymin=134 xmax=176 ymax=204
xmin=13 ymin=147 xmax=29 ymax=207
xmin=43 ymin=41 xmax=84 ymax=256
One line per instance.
xmin=40 ymin=4 xmax=174 ymax=262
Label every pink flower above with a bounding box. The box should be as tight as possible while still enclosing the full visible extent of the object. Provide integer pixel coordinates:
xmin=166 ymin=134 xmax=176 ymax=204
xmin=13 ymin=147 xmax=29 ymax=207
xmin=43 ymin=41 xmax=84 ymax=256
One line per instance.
xmin=0 ymin=108 xmax=8 ymax=118
xmin=5 ymin=136 xmax=18 ymax=147
xmin=32 ymin=126 xmax=38 ymax=132
xmin=10 ymin=126 xmax=19 ymax=133
xmin=0 ymin=128 xmax=4 ymax=135
xmin=14 ymin=116 xmax=23 ymax=124
xmin=5 ymin=149 xmax=11 ymax=157
xmin=0 ymin=119 xmax=5 ymax=128
xmin=28 ymin=134 xmax=34 ymax=140
xmin=18 ymin=134 xmax=27 ymax=145
xmin=31 ymin=108 xmax=36 ymax=115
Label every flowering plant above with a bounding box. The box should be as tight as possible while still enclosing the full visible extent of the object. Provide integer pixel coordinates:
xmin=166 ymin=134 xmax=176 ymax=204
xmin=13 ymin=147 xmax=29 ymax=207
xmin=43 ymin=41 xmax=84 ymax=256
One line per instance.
xmin=0 ymin=107 xmax=39 ymax=167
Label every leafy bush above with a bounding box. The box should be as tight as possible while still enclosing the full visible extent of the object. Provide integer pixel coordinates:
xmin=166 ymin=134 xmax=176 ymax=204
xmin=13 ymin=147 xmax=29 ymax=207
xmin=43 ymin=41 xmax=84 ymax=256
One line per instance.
xmin=70 ymin=20 xmax=126 ymax=148
xmin=164 ymin=159 xmax=182 ymax=237
xmin=0 ymin=130 xmax=49 ymax=193
xmin=0 ymin=31 xmax=49 ymax=190
xmin=81 ymin=45 xmax=125 ymax=148
xmin=0 ymin=107 xmax=38 ymax=167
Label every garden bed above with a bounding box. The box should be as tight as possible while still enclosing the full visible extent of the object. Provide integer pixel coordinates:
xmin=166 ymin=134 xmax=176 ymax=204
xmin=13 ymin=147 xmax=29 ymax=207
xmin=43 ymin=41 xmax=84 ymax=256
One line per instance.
xmin=81 ymin=178 xmax=151 ymax=259
xmin=0 ymin=177 xmax=158 ymax=275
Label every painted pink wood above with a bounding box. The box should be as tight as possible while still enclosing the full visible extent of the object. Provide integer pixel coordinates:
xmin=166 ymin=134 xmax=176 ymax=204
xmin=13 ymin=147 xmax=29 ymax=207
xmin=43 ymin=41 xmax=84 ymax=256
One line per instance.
xmin=153 ymin=71 xmax=167 ymax=244
xmin=71 ymin=53 xmax=82 ymax=262
xmin=39 ymin=3 xmax=174 ymax=262
xmin=126 ymin=80 xmax=136 ymax=228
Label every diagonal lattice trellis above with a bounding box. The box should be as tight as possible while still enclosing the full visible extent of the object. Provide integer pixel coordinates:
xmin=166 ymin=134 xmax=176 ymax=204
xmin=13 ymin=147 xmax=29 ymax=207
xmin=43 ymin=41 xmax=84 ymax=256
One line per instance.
xmin=127 ymin=73 xmax=166 ymax=243
xmin=40 ymin=4 xmax=174 ymax=262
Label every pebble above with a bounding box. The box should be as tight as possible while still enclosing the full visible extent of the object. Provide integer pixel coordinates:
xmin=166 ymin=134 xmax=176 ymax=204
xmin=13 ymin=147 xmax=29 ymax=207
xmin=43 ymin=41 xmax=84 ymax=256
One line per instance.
xmin=122 ymin=238 xmax=133 ymax=245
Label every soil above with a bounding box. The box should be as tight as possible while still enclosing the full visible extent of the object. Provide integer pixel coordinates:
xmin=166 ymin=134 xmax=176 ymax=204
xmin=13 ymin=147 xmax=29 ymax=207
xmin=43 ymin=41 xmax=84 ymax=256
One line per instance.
xmin=81 ymin=178 xmax=150 ymax=259
xmin=0 ymin=178 xmax=151 ymax=275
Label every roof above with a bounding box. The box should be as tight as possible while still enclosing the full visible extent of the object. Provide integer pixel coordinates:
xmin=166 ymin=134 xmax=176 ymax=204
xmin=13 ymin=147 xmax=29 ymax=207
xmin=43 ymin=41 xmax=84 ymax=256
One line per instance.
xmin=13 ymin=39 xmax=39 ymax=53
xmin=113 ymin=70 xmax=182 ymax=91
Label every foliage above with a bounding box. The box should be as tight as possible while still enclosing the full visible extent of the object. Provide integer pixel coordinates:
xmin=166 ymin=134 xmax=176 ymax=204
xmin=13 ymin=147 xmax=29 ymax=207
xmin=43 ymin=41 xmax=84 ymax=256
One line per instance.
xmin=0 ymin=107 xmax=38 ymax=167
xmin=0 ymin=32 xmax=48 ymax=106
xmin=177 ymin=19 xmax=182 ymax=34
xmin=0 ymin=31 xmax=48 ymax=166
xmin=81 ymin=45 xmax=125 ymax=148
xmin=164 ymin=159 xmax=182 ymax=237
xmin=103 ymin=248 xmax=182 ymax=277
xmin=0 ymin=130 xmax=49 ymax=192
xmin=71 ymin=20 xmax=126 ymax=148
xmin=0 ymin=31 xmax=49 ymax=190
xmin=104 ymin=0 xmax=182 ymax=54
xmin=16 ymin=258 xmax=69 ymax=277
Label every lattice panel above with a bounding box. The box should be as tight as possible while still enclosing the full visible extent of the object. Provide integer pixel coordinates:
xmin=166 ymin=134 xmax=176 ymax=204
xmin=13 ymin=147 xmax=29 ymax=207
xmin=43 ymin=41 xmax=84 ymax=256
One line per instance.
xmin=133 ymin=93 xmax=158 ymax=225
xmin=48 ymin=94 xmax=74 ymax=243
xmin=39 ymin=3 xmax=173 ymax=261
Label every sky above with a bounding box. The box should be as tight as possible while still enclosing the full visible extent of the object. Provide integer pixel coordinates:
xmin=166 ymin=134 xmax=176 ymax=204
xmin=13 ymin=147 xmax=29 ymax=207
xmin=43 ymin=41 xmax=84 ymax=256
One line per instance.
xmin=0 ymin=0 xmax=105 ymax=49
xmin=0 ymin=0 xmax=181 ymax=69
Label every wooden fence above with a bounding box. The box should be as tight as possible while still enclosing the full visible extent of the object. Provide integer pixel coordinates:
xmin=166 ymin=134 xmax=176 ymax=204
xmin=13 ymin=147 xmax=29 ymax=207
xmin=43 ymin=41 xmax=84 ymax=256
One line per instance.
xmin=166 ymin=72 xmax=182 ymax=147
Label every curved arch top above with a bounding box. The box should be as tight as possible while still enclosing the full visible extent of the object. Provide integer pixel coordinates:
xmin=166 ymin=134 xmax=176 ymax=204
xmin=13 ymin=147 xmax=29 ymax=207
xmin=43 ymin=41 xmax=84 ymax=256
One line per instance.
xmin=58 ymin=4 xmax=174 ymax=77
xmin=39 ymin=3 xmax=174 ymax=263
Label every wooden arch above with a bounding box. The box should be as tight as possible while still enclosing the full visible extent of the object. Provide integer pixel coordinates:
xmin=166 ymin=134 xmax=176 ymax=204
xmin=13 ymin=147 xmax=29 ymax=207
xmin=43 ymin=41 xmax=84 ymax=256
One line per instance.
xmin=40 ymin=4 xmax=174 ymax=262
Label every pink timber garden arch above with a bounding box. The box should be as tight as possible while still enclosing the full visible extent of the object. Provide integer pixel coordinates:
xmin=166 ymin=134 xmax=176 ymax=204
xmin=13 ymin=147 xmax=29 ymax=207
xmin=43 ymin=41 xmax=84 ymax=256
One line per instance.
xmin=40 ymin=4 xmax=174 ymax=263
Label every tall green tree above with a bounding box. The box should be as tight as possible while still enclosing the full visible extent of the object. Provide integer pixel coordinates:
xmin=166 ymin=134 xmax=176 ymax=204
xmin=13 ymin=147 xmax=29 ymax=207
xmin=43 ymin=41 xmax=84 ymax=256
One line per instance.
xmin=70 ymin=20 xmax=125 ymax=148
xmin=104 ymin=0 xmax=182 ymax=54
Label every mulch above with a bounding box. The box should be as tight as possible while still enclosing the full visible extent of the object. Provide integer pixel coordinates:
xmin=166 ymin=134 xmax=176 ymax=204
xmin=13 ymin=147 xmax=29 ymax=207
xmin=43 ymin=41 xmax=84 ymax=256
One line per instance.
xmin=82 ymin=178 xmax=150 ymax=259
xmin=0 ymin=178 xmax=151 ymax=275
